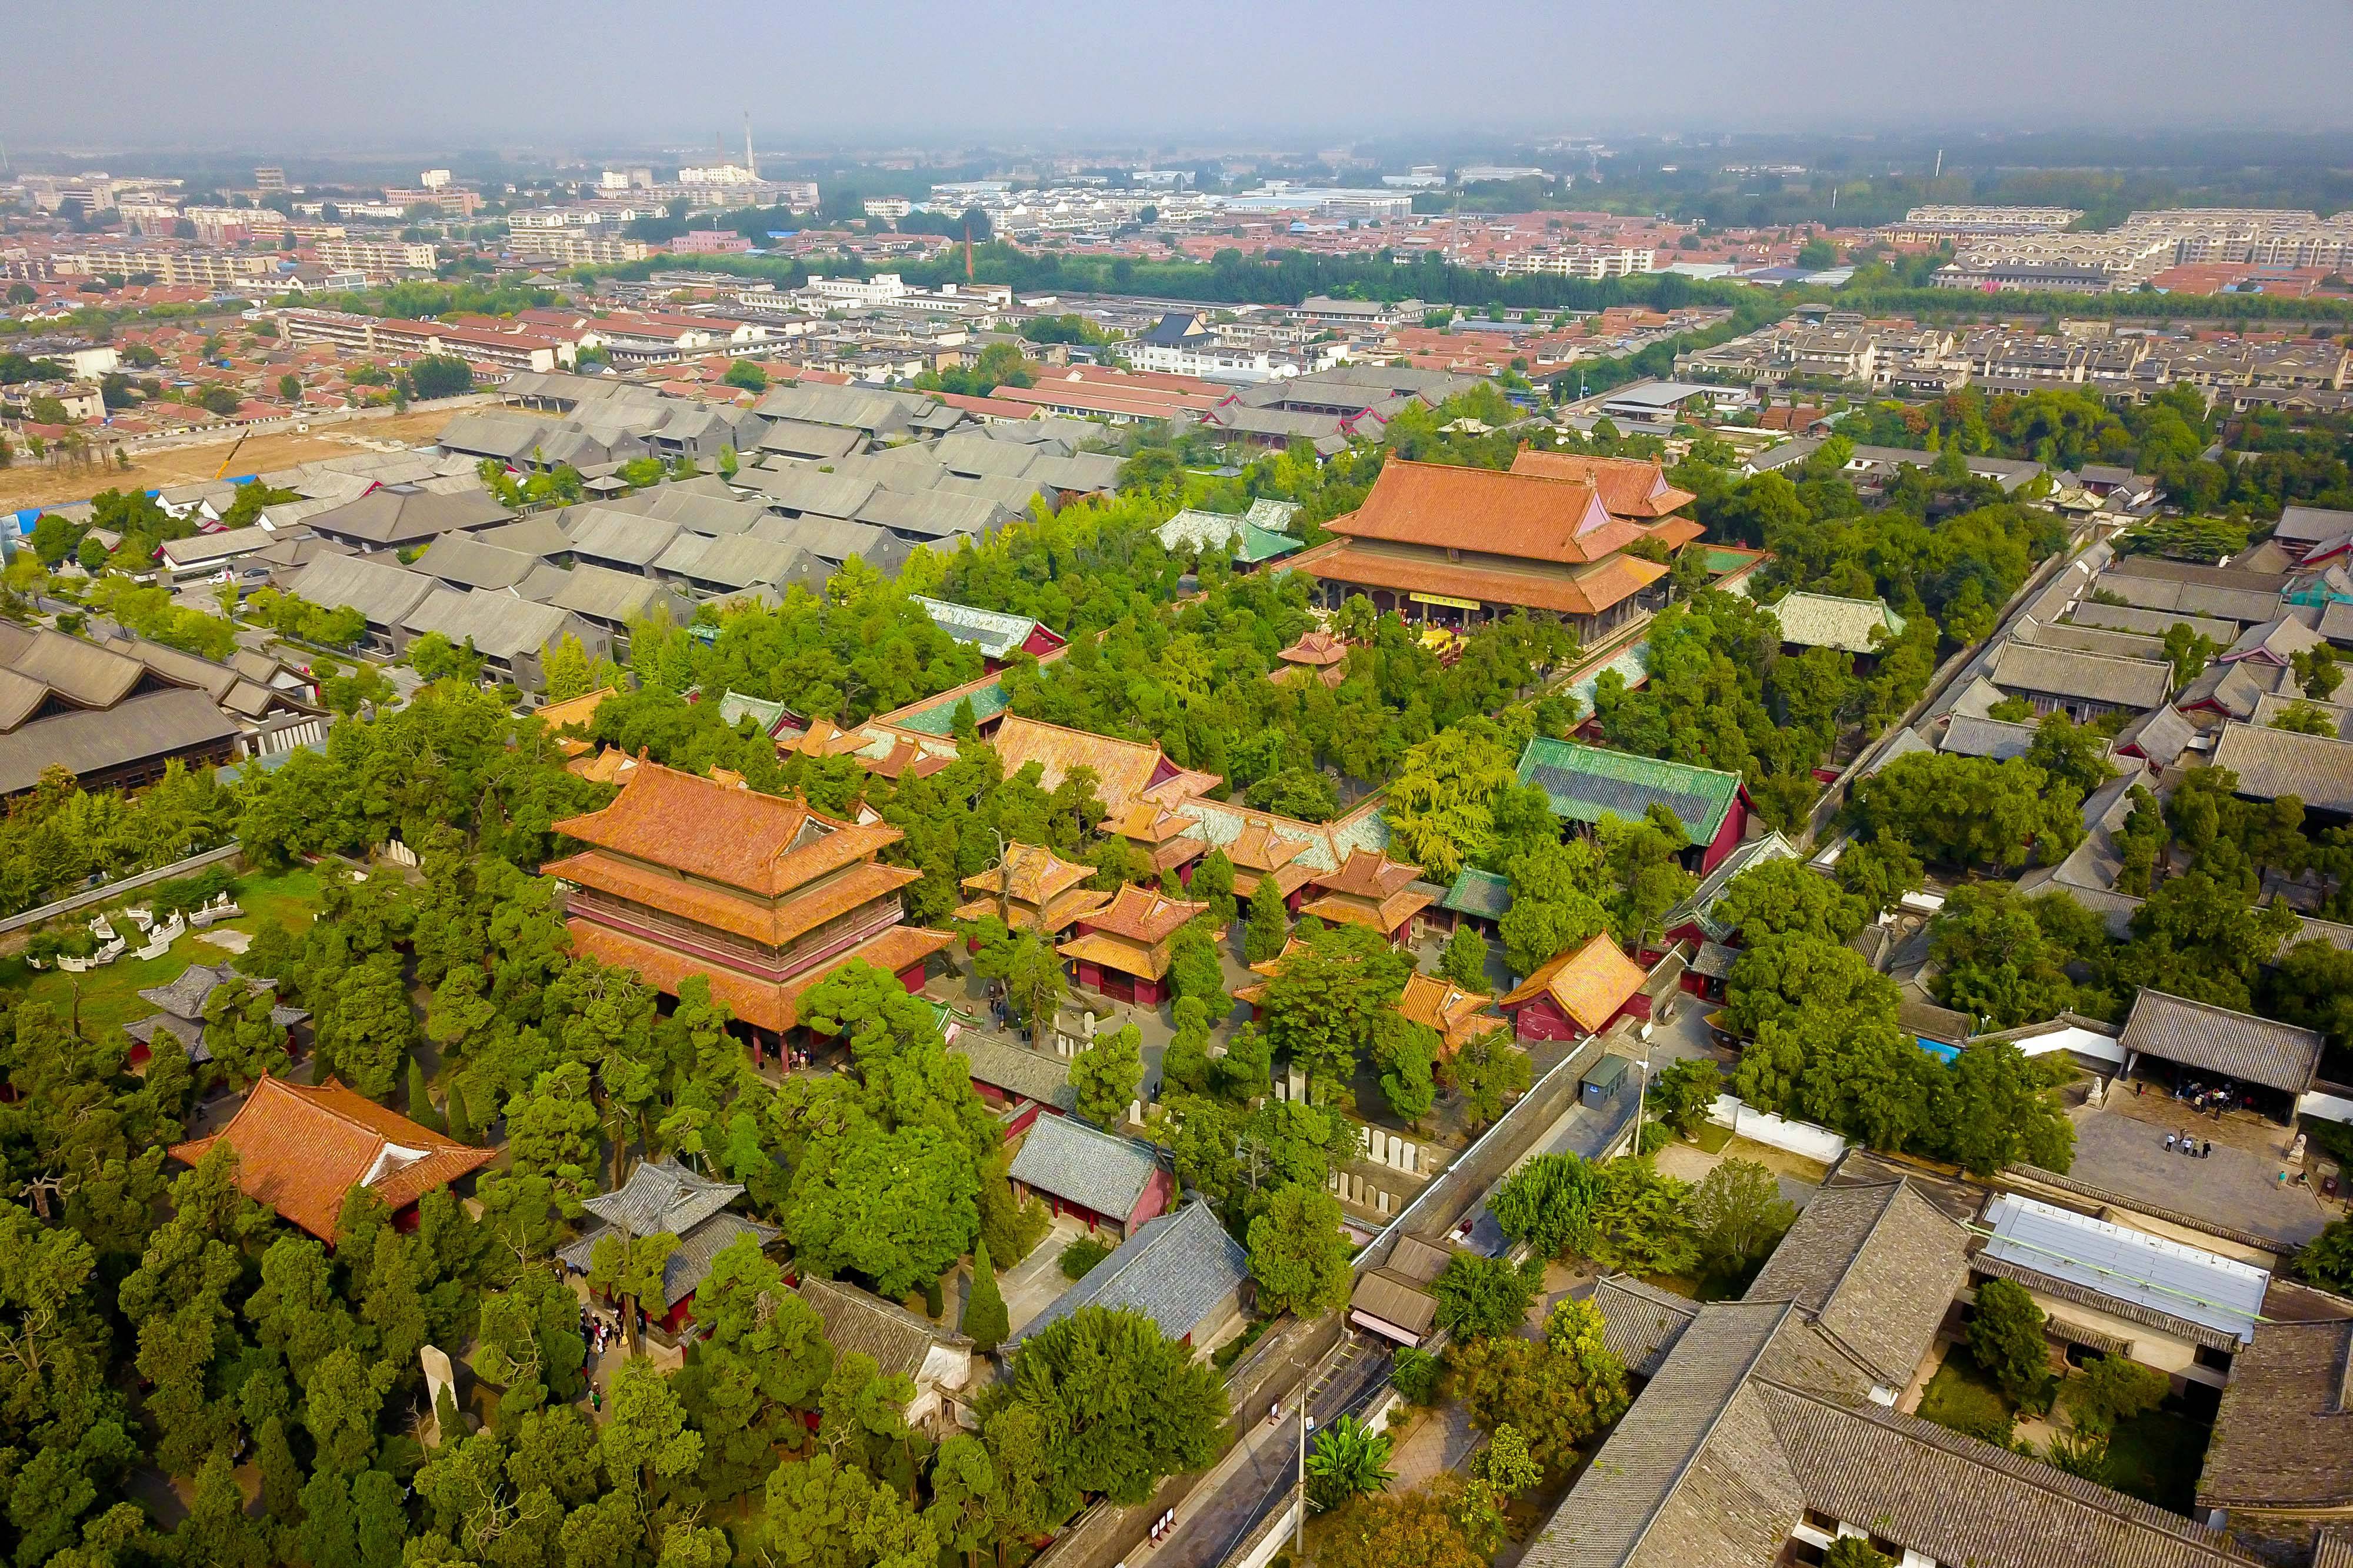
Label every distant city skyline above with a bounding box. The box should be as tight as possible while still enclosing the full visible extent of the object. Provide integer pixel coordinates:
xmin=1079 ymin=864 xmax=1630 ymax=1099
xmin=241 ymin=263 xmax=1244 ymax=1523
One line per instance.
xmin=9 ymin=0 xmax=2353 ymax=151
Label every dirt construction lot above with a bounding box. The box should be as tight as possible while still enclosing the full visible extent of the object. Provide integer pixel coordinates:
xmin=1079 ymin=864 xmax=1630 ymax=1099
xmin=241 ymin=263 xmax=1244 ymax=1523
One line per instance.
xmin=0 ymin=408 xmax=460 ymax=512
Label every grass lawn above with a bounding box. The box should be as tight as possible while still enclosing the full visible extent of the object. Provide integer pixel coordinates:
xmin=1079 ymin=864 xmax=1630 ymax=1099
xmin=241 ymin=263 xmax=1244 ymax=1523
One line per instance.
xmin=0 ymin=868 xmax=325 ymax=1036
xmin=2105 ymin=1403 xmax=2212 ymax=1514
xmin=1916 ymin=1352 xmax=2016 ymax=1444
xmin=1689 ymin=1120 xmax=1734 ymax=1155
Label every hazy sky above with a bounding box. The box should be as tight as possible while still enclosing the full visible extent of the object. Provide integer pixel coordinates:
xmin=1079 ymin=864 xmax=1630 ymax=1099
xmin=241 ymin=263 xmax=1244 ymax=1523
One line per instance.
xmin=11 ymin=0 xmax=2353 ymax=152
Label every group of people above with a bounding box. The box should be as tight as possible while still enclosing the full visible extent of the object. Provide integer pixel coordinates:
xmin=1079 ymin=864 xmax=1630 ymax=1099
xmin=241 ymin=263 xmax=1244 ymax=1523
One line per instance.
xmin=2177 ymin=1077 xmax=2244 ymax=1117
xmin=581 ymin=1305 xmax=621 ymax=1358
xmin=2165 ymin=1130 xmax=2215 ymax=1160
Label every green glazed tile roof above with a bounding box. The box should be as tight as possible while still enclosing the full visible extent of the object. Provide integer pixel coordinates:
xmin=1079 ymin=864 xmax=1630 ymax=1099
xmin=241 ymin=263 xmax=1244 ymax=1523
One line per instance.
xmin=1443 ymin=866 xmax=1514 ymax=918
xmin=891 ymin=675 xmax=1013 ymax=736
xmin=1517 ymin=736 xmax=1743 ymax=843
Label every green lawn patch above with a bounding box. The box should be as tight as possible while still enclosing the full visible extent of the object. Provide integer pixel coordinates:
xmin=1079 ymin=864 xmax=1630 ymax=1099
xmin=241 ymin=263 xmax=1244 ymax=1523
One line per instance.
xmin=1917 ymin=1353 xmax=2015 ymax=1446
xmin=1688 ymin=1121 xmax=1734 ymax=1155
xmin=2105 ymin=1403 xmax=2212 ymax=1515
xmin=0 ymin=932 xmax=246 ymax=1035
xmin=0 ymin=868 xmax=324 ymax=1036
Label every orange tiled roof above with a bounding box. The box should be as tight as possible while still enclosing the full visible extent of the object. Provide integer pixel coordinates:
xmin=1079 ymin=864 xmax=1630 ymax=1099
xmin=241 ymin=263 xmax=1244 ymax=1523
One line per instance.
xmin=535 ymin=686 xmax=618 ymax=735
xmin=1082 ymin=882 xmax=1208 ymax=943
xmin=1289 ymin=538 xmax=1666 ymax=619
xmin=1299 ymin=886 xmax=1433 ymax=935
xmin=1644 ymin=516 xmax=1706 ymax=551
xmin=861 ymin=737 xmax=952 ymax=780
xmin=553 ymin=760 xmax=901 ymax=898
xmin=168 ymin=1076 xmax=492 ymax=1242
xmin=1397 ymin=970 xmax=1504 ymax=1052
xmin=565 ymin=917 xmax=954 ymax=1033
xmin=568 ymin=746 xmax=638 ymax=783
xmin=548 ymin=848 xmax=921 ymax=946
xmin=990 ymin=715 xmax=1219 ymax=817
xmin=1314 ymin=848 xmax=1422 ymax=900
xmin=782 ymin=718 xmax=872 ymax=758
xmin=1330 ymin=459 xmax=1639 ymax=565
xmin=1058 ymin=929 xmax=1181 ymax=982
xmin=1498 ymin=932 xmax=1647 ymax=1032
xmin=1509 ymin=450 xmax=1698 ymax=520
xmin=961 ymin=842 xmax=1097 ymax=908
xmin=1279 ymin=630 xmax=1351 ymax=668
xmin=954 ymin=884 xmax=1112 ymax=934
xmin=1116 ymin=802 xmax=1199 ymax=846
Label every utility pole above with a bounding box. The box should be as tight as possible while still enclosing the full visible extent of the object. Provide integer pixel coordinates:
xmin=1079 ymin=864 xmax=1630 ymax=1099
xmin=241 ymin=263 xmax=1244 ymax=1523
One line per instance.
xmin=1294 ymin=1406 xmax=1307 ymax=1553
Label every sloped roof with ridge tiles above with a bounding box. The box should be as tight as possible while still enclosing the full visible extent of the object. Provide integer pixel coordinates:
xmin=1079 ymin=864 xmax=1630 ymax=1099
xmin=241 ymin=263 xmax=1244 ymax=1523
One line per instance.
xmin=1763 ymin=591 xmax=1908 ymax=654
xmin=1334 ymin=458 xmax=1634 ymax=563
xmin=2117 ymin=987 xmax=2324 ymax=1094
xmin=1008 ymin=1199 xmax=1248 ymax=1351
xmin=1517 ymin=737 xmax=1744 ymax=843
xmin=1006 ymin=1112 xmax=1161 ymax=1219
xmin=552 ymin=760 xmax=900 ymax=898
xmin=169 ymin=1075 xmax=493 ymax=1242
xmin=1499 ymin=932 xmax=1649 ymax=1032
xmin=1509 ymin=449 xmax=1697 ymax=519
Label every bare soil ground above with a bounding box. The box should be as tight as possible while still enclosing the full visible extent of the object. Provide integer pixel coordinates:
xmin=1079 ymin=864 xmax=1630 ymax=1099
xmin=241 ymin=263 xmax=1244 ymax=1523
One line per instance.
xmin=0 ymin=408 xmax=459 ymax=512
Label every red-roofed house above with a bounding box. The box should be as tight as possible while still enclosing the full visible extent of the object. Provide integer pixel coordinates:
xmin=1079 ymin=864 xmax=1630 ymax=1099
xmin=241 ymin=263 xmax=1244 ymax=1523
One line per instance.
xmin=169 ymin=1075 xmax=493 ymax=1243
xmin=1498 ymin=932 xmax=1650 ymax=1042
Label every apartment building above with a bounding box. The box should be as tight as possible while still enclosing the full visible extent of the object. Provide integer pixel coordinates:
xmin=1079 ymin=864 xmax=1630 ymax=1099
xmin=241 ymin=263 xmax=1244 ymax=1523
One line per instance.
xmin=311 ymin=238 xmax=439 ymax=273
xmin=1492 ymin=245 xmax=1656 ymax=279
xmin=1934 ymin=232 xmax=2177 ymax=293
xmin=46 ymin=248 xmax=278 ymax=291
xmin=507 ymin=232 xmax=652 ymax=266
xmin=1882 ymin=205 xmax=2082 ymax=242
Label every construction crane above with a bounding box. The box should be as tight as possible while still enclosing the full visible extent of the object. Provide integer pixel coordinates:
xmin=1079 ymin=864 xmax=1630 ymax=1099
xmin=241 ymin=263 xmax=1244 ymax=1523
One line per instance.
xmin=211 ymin=431 xmax=249 ymax=481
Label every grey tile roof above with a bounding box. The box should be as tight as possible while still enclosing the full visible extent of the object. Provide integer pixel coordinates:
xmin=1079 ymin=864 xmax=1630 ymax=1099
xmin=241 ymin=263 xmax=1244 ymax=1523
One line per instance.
xmin=0 ymin=686 xmax=243 ymax=796
xmin=1005 ymin=1112 xmax=1160 ymax=1220
xmin=2112 ymin=703 xmax=2198 ymax=766
xmin=2091 ymin=570 xmax=2284 ymax=628
xmin=580 ymin=1157 xmax=746 ymax=1236
xmin=522 ymin=562 xmax=691 ymax=628
xmin=2248 ymin=690 xmax=2353 ymax=738
xmin=412 ymin=533 xmax=541 ymax=591
xmin=2117 ymin=987 xmax=2324 ymax=1094
xmin=564 ymin=505 xmax=684 ymax=568
xmin=1744 ymin=1179 xmax=1970 ymax=1393
xmin=954 ymin=1031 xmax=1076 ymax=1112
xmin=559 ymin=1208 xmax=778 ymax=1307
xmin=1592 ymin=1273 xmax=1700 ymax=1377
xmin=755 ymin=418 xmax=868 ymax=462
xmin=1940 ymin=713 xmax=2041 ymax=761
xmin=1006 ymin=1200 xmax=1247 ymax=1351
xmin=2275 ymin=504 xmax=2353 ymax=547
xmin=2066 ymin=600 xmax=2239 ymax=644
xmin=856 ymin=487 xmax=1012 ymax=540
xmin=401 ymin=588 xmax=578 ymax=663
xmin=1988 ymin=642 xmax=2172 ymax=710
xmin=306 ymin=486 xmax=512 ymax=548
xmin=286 ymin=553 xmax=435 ymax=629
xmin=1661 ymin=830 xmax=1799 ymax=943
xmin=751 ymin=514 xmax=909 ymax=573
xmin=796 ymin=1273 xmax=970 ymax=1380
xmin=1523 ymin=1299 xmax=1795 ymax=1568
xmin=734 ymin=465 xmax=879 ymax=518
xmin=655 ymin=531 xmax=818 ymax=593
xmin=2211 ymin=718 xmax=2353 ymax=812
xmin=2199 ymin=1317 xmax=2353 ymax=1509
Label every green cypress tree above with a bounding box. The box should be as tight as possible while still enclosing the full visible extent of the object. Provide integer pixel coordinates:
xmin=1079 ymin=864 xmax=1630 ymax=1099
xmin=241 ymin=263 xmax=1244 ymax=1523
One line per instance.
xmin=255 ymin=1414 xmax=302 ymax=1522
xmin=924 ymin=1275 xmax=945 ymax=1319
xmin=405 ymin=1058 xmax=442 ymax=1133
xmin=962 ymin=1240 xmax=1008 ymax=1352
xmin=1245 ymin=878 xmax=1291 ymax=964
xmin=444 ymin=1077 xmax=474 ymax=1144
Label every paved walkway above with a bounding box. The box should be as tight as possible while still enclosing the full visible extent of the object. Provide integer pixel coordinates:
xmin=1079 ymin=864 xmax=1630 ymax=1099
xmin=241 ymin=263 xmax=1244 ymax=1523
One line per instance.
xmin=2066 ymin=1104 xmax=2334 ymax=1247
xmin=1388 ymin=1402 xmax=1482 ymax=1490
xmin=1001 ymin=1215 xmax=1091 ymax=1335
